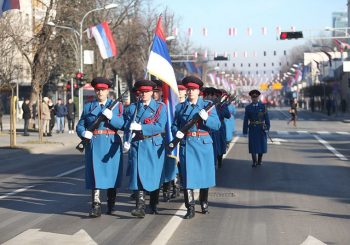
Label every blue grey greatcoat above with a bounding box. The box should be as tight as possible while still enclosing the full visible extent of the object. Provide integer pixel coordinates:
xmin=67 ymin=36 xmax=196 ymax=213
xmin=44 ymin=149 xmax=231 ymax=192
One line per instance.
xmin=124 ymin=99 xmax=167 ymax=192
xmin=243 ymin=102 xmax=270 ymax=154
xmin=76 ymin=98 xmax=124 ymax=190
xmin=224 ymin=103 xmax=236 ymax=142
xmin=216 ymin=103 xmax=231 ymax=155
xmin=172 ymin=98 xmax=221 ymax=189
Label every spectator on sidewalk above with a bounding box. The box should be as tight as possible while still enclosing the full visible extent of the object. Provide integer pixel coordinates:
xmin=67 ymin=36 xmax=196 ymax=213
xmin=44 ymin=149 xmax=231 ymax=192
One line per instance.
xmin=66 ymin=98 xmax=76 ymax=134
xmin=22 ymin=98 xmax=31 ymax=136
xmin=0 ymin=99 xmax=4 ymax=132
xmin=48 ymin=99 xmax=55 ymax=136
xmin=41 ymin=97 xmax=51 ymax=137
xmin=54 ymin=98 xmax=67 ymax=133
xmin=287 ymin=98 xmax=297 ymax=127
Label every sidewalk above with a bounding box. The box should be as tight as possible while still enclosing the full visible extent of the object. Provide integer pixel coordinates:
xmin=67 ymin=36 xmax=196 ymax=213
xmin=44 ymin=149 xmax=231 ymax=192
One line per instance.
xmin=0 ymin=115 xmax=79 ymax=154
xmin=299 ymin=108 xmax=350 ymax=123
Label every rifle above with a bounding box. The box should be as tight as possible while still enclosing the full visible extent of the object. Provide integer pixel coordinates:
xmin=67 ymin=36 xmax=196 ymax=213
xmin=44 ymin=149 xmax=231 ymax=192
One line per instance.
xmin=123 ymin=97 xmax=141 ymax=153
xmin=167 ymin=95 xmax=228 ymax=151
xmin=75 ymin=89 xmax=129 ymax=153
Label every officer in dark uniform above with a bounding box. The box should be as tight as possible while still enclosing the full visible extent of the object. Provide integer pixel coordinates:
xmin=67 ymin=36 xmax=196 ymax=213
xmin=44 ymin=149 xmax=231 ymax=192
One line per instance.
xmin=123 ymin=80 xmax=167 ymax=218
xmin=243 ymin=89 xmax=270 ymax=167
xmin=172 ymin=76 xmax=221 ymax=219
xmin=76 ymin=77 xmax=124 ymax=217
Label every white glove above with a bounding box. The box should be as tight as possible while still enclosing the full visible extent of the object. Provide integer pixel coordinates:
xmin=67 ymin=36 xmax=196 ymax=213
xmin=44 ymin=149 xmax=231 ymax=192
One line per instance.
xmin=199 ymin=109 xmax=209 ymax=121
xmin=82 ymin=130 xmax=93 ymax=139
xmin=102 ymin=108 xmax=113 ymax=120
xmin=123 ymin=141 xmax=131 ymax=152
xmin=130 ymin=122 xmax=142 ymax=131
xmin=176 ymin=131 xmax=184 ymax=139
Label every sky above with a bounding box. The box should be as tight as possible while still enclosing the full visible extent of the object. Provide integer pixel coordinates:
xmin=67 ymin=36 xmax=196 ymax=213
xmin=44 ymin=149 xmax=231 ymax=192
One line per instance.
xmin=152 ymin=0 xmax=348 ymax=72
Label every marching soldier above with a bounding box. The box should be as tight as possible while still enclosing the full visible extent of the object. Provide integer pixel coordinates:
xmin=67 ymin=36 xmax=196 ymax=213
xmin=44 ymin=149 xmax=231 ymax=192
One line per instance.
xmin=123 ymin=80 xmax=167 ymax=218
xmin=172 ymin=76 xmax=220 ymax=219
xmin=243 ymin=89 xmax=270 ymax=167
xmin=76 ymin=77 xmax=124 ymax=217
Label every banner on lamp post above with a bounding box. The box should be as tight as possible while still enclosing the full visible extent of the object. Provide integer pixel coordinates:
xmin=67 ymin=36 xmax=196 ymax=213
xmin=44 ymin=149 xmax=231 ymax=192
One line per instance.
xmin=84 ymin=50 xmax=94 ymax=64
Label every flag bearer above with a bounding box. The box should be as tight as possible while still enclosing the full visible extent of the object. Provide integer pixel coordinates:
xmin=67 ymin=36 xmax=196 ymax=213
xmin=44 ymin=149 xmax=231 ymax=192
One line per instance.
xmin=123 ymin=80 xmax=167 ymax=218
xmin=172 ymin=76 xmax=220 ymax=219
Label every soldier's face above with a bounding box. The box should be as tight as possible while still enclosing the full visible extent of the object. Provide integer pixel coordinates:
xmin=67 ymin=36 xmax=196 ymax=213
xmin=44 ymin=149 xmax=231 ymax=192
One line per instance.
xmin=187 ymin=88 xmax=200 ymax=101
xmin=153 ymin=91 xmax=162 ymax=101
xmin=95 ymin=88 xmax=109 ymax=102
xmin=179 ymin=90 xmax=187 ymax=102
xmin=251 ymin=95 xmax=259 ymax=103
xmin=139 ymin=90 xmax=153 ymax=102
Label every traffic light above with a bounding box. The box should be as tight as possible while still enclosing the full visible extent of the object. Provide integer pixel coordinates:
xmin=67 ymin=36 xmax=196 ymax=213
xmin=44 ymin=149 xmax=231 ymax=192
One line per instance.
xmin=75 ymin=72 xmax=86 ymax=87
xmin=214 ymin=55 xmax=228 ymax=61
xmin=280 ymin=31 xmax=303 ymax=40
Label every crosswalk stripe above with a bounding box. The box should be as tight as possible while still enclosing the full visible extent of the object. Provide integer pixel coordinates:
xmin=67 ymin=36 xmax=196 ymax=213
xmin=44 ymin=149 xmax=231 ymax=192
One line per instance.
xmin=277 ymin=131 xmax=289 ymax=135
xmin=316 ymin=131 xmax=330 ymax=134
xmin=336 ymin=131 xmax=350 ymax=135
xmin=313 ymin=135 xmax=348 ymax=161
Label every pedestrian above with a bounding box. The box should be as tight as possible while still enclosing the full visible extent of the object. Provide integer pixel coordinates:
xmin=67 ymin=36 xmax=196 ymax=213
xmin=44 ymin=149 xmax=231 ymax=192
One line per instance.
xmin=66 ymin=98 xmax=76 ymax=134
xmin=54 ymin=98 xmax=67 ymax=133
xmin=123 ymin=79 xmax=167 ymax=218
xmin=243 ymin=89 xmax=270 ymax=168
xmin=0 ymin=99 xmax=4 ymax=132
xmin=41 ymin=97 xmax=51 ymax=137
xmin=171 ymin=76 xmax=220 ymax=219
xmin=22 ymin=98 xmax=31 ymax=136
xmin=287 ymin=98 xmax=297 ymax=127
xmin=48 ymin=99 xmax=55 ymax=136
xmin=76 ymin=77 xmax=124 ymax=217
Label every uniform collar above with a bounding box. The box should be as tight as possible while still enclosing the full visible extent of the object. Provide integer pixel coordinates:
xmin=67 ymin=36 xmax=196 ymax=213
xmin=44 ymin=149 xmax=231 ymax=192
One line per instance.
xmin=141 ymin=98 xmax=157 ymax=112
xmin=185 ymin=97 xmax=204 ymax=108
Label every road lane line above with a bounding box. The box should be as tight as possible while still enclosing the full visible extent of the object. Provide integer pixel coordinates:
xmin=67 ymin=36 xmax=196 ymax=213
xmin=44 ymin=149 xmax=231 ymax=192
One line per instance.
xmin=336 ymin=131 xmax=350 ymax=135
xmin=151 ymin=136 xmax=240 ymax=245
xmin=0 ymin=166 xmax=84 ymax=200
xmin=313 ymin=135 xmax=348 ymax=161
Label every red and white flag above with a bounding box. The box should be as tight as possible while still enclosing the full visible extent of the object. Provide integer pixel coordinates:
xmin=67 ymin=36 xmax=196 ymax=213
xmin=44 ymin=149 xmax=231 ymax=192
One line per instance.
xmin=276 ymin=26 xmax=281 ymax=35
xmin=232 ymin=51 xmax=237 ymax=58
xmin=261 ymin=27 xmax=267 ymax=35
xmin=247 ymin=27 xmax=252 ymax=36
xmin=291 ymin=26 xmax=296 ymax=32
xmin=228 ymin=27 xmax=237 ymax=36
xmin=244 ymin=51 xmax=248 ymax=58
xmin=203 ymin=50 xmax=208 ymax=58
xmin=187 ymin=27 xmax=192 ymax=37
xmin=172 ymin=27 xmax=178 ymax=36
xmin=202 ymin=27 xmax=208 ymax=36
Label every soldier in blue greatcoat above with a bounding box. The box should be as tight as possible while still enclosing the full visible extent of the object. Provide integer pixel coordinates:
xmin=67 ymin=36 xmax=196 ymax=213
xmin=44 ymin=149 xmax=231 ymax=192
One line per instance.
xmin=123 ymin=80 xmax=167 ymax=218
xmin=243 ymin=89 xmax=270 ymax=168
xmin=172 ymin=76 xmax=221 ymax=219
xmin=225 ymin=102 xmax=236 ymax=143
xmin=76 ymin=77 xmax=124 ymax=217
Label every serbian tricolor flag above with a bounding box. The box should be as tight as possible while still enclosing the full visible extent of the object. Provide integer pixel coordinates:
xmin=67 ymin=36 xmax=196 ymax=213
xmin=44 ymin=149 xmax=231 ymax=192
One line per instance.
xmin=147 ymin=15 xmax=179 ymax=159
xmin=88 ymin=21 xmax=117 ymax=59
xmin=333 ymin=39 xmax=350 ymax=52
xmin=0 ymin=0 xmax=20 ymax=16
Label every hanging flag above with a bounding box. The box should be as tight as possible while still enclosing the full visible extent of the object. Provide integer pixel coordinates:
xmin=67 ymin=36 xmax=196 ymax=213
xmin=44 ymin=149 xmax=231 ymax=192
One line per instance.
xmin=188 ymin=27 xmax=192 ymax=37
xmin=203 ymin=49 xmax=208 ymax=58
xmin=261 ymin=27 xmax=267 ymax=35
xmin=172 ymin=27 xmax=178 ymax=36
xmin=88 ymin=21 xmax=117 ymax=59
xmin=146 ymin=15 xmax=179 ymax=158
xmin=333 ymin=39 xmax=350 ymax=52
xmin=228 ymin=27 xmax=237 ymax=36
xmin=291 ymin=26 xmax=296 ymax=32
xmin=276 ymin=26 xmax=281 ymax=35
xmin=202 ymin=27 xmax=208 ymax=36
xmin=247 ymin=27 xmax=252 ymax=36
xmin=232 ymin=51 xmax=238 ymax=58
xmin=244 ymin=51 xmax=248 ymax=58
xmin=0 ymin=0 xmax=20 ymax=16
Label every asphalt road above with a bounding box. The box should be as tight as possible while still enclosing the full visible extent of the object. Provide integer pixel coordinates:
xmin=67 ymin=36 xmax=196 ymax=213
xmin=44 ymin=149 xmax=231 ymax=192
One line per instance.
xmin=0 ymin=108 xmax=349 ymax=245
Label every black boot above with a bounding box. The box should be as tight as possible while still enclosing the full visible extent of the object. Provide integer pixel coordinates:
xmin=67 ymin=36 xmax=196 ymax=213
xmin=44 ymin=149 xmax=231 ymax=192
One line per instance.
xmin=162 ymin=182 xmax=171 ymax=202
xmin=106 ymin=188 xmax=117 ymax=215
xmin=170 ymin=180 xmax=180 ymax=199
xmin=199 ymin=188 xmax=209 ymax=214
xmin=131 ymin=190 xmax=145 ymax=218
xmin=149 ymin=189 xmax=160 ymax=214
xmin=183 ymin=189 xmax=195 ymax=219
xmin=251 ymin=154 xmax=257 ymax=168
xmin=257 ymin=154 xmax=263 ymax=165
xmin=217 ymin=155 xmax=223 ymax=168
xmin=89 ymin=189 xmax=101 ymax=218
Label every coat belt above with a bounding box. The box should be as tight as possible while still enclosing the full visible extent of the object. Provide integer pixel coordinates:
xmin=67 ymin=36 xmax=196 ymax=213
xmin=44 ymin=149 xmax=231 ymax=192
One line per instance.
xmin=186 ymin=131 xmax=209 ymax=137
xmin=249 ymin=121 xmax=263 ymax=125
xmin=132 ymin=133 xmax=161 ymax=142
xmin=93 ymin=129 xmax=118 ymax=135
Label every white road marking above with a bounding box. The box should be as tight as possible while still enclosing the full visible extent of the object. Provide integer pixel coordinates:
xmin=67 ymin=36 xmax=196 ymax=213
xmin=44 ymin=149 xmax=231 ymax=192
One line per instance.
xmin=336 ymin=131 xmax=350 ymax=135
xmin=0 ymin=166 xmax=84 ymax=200
xmin=277 ymin=131 xmax=289 ymax=135
xmin=316 ymin=131 xmax=330 ymax=135
xmin=300 ymin=235 xmax=327 ymax=245
xmin=151 ymin=136 xmax=240 ymax=245
xmin=3 ymin=228 xmax=96 ymax=245
xmin=297 ymin=130 xmax=309 ymax=134
xmin=313 ymin=135 xmax=348 ymax=161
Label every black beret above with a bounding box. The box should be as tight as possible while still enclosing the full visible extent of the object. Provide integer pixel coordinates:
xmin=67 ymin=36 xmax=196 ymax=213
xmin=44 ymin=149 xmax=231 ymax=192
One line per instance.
xmin=91 ymin=77 xmax=112 ymax=89
xmin=182 ymin=75 xmax=204 ymax=88
xmin=249 ymin=89 xmax=261 ymax=96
